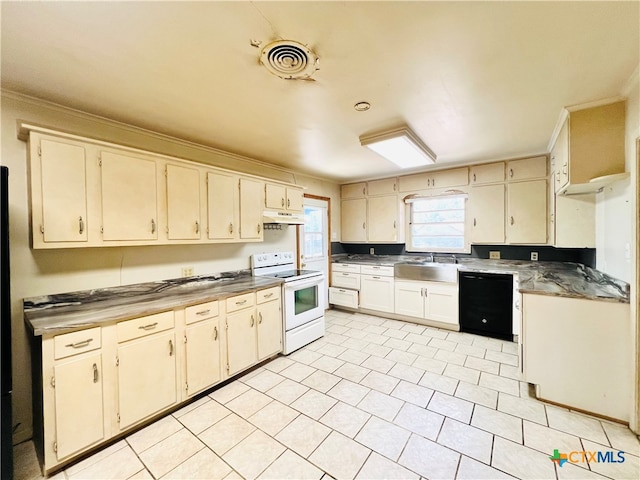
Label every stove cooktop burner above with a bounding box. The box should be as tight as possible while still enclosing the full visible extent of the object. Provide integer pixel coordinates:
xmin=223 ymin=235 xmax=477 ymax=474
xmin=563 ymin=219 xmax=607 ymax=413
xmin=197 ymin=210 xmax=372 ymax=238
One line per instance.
xmin=269 ymin=269 xmax=322 ymax=279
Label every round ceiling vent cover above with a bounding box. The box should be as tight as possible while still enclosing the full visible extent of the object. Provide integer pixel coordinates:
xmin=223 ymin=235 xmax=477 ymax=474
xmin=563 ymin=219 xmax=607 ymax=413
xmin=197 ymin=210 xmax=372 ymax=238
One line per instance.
xmin=259 ymin=40 xmax=319 ymax=80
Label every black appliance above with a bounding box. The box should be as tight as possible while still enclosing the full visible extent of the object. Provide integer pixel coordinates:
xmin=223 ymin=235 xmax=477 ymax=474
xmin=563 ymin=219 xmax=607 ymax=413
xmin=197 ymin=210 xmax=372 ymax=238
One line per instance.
xmin=459 ymin=272 xmax=513 ymax=341
xmin=1 ymin=166 xmax=13 ymax=480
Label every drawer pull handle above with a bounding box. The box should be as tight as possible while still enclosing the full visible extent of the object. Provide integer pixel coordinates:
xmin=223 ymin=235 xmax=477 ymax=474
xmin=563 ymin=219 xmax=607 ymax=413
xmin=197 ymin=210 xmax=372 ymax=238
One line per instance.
xmin=372 ymin=276 xmax=380 ymax=279
xmin=196 ymin=309 xmax=211 ymax=316
xmin=138 ymin=322 xmax=158 ymax=330
xmin=510 ymin=216 xmax=514 ymax=225
xmin=250 ymin=315 xmax=255 ymax=327
xmin=339 ymin=289 xmax=346 ymax=293
xmin=195 ymin=221 xmax=200 ymax=234
xmin=281 ymin=198 xmax=285 ymax=207
xmin=151 ymin=219 xmax=156 ymax=234
xmin=236 ymin=299 xmax=247 ymax=305
xmin=263 ymin=293 xmax=274 ymax=298
xmin=362 ymin=222 xmax=366 ymax=230
xmin=93 ymin=363 xmax=99 ymax=383
xmin=473 ymin=173 xmax=476 ymax=182
xmin=343 ymin=273 xmax=349 ymax=276
xmin=257 ymin=223 xmax=261 ymax=234
xmin=65 ymin=338 xmax=93 ymax=349
xmin=213 ymin=326 xmax=218 ymax=340
xmin=169 ymin=339 xmax=174 ymax=356
xmin=287 ymin=198 xmax=291 ymax=208
xmin=258 ymin=312 xmax=263 ymax=324
xmin=79 ymin=216 xmax=85 ymax=235
xmin=509 ymin=168 xmax=514 ymax=178
xmin=473 ymin=218 xmax=477 ymax=227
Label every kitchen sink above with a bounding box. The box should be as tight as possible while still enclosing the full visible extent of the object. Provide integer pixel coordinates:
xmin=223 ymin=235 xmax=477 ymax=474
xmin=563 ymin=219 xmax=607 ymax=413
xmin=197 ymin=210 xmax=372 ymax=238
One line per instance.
xmin=394 ymin=262 xmax=460 ymax=283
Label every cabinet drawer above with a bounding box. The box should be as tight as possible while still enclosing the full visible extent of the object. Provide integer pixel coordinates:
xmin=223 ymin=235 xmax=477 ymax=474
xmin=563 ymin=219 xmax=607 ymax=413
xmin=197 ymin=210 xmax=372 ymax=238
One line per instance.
xmin=226 ymin=292 xmax=255 ymax=313
xmin=257 ymin=286 xmax=281 ymax=304
xmin=470 ymin=163 xmax=505 ymax=184
xmin=117 ymin=311 xmax=174 ymax=343
xmin=360 ymin=265 xmax=394 ymax=277
xmin=332 ymin=263 xmax=361 ymax=273
xmin=329 ymin=287 xmax=359 ymax=309
xmin=54 ymin=327 xmax=101 ymax=360
xmin=332 ymin=272 xmax=361 ymax=290
xmin=185 ymin=300 xmax=219 ymax=324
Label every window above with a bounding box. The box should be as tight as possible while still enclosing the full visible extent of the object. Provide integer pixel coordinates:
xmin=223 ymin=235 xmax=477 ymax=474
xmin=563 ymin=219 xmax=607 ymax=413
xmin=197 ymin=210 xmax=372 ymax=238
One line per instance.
xmin=406 ymin=195 xmax=468 ymax=253
xmin=303 ymin=206 xmax=324 ymax=259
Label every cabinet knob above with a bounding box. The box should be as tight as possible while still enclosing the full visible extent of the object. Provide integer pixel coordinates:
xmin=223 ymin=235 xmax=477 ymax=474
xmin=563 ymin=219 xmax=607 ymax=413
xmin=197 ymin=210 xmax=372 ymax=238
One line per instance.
xmin=78 ymin=216 xmax=85 ymax=235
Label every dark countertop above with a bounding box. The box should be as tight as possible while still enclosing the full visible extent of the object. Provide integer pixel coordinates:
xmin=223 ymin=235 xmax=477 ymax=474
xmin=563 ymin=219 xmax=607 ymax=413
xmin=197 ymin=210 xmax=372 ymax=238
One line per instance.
xmin=24 ymin=270 xmax=283 ymax=336
xmin=332 ymin=254 xmax=630 ymax=304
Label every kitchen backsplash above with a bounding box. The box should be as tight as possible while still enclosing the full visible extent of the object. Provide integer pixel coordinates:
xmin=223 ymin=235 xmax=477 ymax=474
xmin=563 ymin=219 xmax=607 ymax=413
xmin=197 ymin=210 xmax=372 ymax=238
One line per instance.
xmin=332 ymin=242 xmax=596 ymax=268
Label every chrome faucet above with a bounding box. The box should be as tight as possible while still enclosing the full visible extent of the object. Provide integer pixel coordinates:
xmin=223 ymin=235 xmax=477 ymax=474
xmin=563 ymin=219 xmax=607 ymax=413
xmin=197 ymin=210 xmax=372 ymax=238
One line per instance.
xmin=426 ymin=253 xmax=434 ymax=262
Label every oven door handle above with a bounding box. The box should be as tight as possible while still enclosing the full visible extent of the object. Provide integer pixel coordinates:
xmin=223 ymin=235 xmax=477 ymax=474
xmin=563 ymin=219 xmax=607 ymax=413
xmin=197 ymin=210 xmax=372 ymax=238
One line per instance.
xmin=284 ymin=276 xmax=324 ymax=291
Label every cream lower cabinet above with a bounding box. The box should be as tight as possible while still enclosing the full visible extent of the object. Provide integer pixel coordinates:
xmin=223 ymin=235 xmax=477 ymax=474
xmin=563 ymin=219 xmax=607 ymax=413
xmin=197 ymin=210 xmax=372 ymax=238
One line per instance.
xmin=522 ymin=294 xmax=630 ymax=421
xmin=184 ymin=301 xmax=221 ymax=397
xmin=257 ymin=287 xmax=283 ymax=360
xmin=394 ymin=280 xmax=459 ymax=326
xmin=115 ymin=311 xmax=177 ymax=430
xmin=359 ymin=266 xmax=394 ymax=313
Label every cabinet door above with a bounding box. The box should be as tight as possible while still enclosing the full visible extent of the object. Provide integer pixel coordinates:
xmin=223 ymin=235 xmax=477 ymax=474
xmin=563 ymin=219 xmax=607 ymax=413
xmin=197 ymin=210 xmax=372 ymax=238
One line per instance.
xmin=257 ymin=300 xmax=282 ymax=360
xmin=239 ymin=177 xmax=264 ymax=240
xmin=507 ymin=180 xmax=547 ymax=244
xmin=265 ymin=183 xmax=286 ymax=210
xmin=53 ymin=352 xmax=104 ymax=460
xmin=101 ymin=151 xmax=158 ymax=241
xmin=360 ymin=275 xmax=394 ymax=313
xmin=286 ymin=187 xmax=304 ymax=212
xmin=341 ymin=199 xmax=367 ymax=242
xmin=341 ymin=182 xmax=367 ymax=198
xmin=185 ymin=319 xmax=221 ymax=396
xmin=470 ymin=163 xmax=505 ymax=185
xmin=554 ymin=121 xmax=570 ymax=192
xmin=367 ymin=178 xmax=397 ymax=196
xmin=207 ymin=172 xmax=237 ymax=240
xmin=226 ymin=309 xmax=257 ymax=376
xmin=554 ymin=194 xmax=595 ymax=248
xmin=367 ymin=195 xmax=400 ymax=242
xmin=166 ymin=164 xmax=201 ymax=240
xmin=394 ymin=281 xmax=424 ymax=318
xmin=469 ymin=185 xmax=505 ymax=243
xmin=117 ymin=331 xmax=177 ymax=429
xmin=424 ymin=282 xmax=458 ymax=325
xmin=431 ymin=168 xmax=469 ymax=188
xmin=507 ymin=157 xmax=547 ymax=181
xmin=38 ymin=138 xmax=88 ymax=243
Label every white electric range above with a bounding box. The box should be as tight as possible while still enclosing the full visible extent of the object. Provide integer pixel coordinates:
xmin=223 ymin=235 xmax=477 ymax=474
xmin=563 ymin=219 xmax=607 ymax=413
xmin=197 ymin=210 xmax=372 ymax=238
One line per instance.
xmin=251 ymin=252 xmax=325 ymax=354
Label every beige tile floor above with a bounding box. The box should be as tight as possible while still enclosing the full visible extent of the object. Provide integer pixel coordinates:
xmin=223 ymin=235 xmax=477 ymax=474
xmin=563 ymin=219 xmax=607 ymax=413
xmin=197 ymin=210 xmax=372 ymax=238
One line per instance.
xmin=14 ymin=309 xmax=640 ymax=480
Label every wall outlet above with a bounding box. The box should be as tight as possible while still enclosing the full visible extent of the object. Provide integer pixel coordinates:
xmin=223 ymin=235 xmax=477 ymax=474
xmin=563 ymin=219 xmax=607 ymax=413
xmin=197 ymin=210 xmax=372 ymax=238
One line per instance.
xmin=369 ymin=247 xmax=375 ymax=255
xmin=530 ymin=252 xmax=538 ymax=261
xmin=182 ymin=267 xmax=194 ymax=277
xmin=489 ymin=251 xmax=500 ymax=260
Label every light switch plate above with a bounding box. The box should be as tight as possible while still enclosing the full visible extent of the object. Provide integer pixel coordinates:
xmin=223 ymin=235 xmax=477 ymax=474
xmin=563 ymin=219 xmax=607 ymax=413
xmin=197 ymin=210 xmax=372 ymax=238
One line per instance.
xmin=489 ymin=251 xmax=500 ymax=259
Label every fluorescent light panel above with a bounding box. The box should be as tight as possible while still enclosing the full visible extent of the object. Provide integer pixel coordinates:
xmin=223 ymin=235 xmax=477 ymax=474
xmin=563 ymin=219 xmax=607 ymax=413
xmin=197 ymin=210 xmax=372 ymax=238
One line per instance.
xmin=360 ymin=126 xmax=436 ymax=168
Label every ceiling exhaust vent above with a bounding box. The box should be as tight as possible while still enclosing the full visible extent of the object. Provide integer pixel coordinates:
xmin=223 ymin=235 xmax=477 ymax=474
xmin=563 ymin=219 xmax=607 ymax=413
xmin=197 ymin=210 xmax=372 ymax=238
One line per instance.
xmin=259 ymin=40 xmax=319 ymax=80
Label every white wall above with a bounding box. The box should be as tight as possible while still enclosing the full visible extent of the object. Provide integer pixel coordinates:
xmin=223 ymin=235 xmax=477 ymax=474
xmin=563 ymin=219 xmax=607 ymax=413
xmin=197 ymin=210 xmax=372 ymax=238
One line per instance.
xmin=0 ymin=92 xmax=339 ymax=443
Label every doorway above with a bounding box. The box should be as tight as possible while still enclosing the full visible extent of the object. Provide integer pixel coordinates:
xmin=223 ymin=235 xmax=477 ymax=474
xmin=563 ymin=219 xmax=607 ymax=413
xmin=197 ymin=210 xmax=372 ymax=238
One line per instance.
xmin=298 ymin=195 xmax=330 ymax=308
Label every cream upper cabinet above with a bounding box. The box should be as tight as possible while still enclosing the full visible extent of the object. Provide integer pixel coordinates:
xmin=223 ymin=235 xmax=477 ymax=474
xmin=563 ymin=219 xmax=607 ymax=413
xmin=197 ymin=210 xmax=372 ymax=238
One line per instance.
xmin=52 ymin=351 xmax=104 ymax=461
xmin=166 ymin=164 xmax=201 ymax=240
xmin=549 ymin=170 xmax=595 ymax=248
xmin=32 ymin=136 xmax=89 ymax=245
xmin=431 ymin=168 xmax=469 ymax=189
xmin=239 ymin=177 xmax=264 ymax=240
xmin=398 ymin=172 xmax=429 ymax=192
xmin=469 ymin=184 xmax=505 ymax=244
xmin=207 ymin=171 xmax=238 ymax=240
xmin=341 ymin=182 xmax=367 ymax=198
xmin=506 ymin=156 xmax=547 ymax=182
xmin=100 ymin=150 xmax=158 ymax=241
xmin=341 ymin=198 xmax=367 ymax=242
xmin=116 ymin=312 xmax=177 ymax=430
xmin=470 ymin=163 xmax=504 ymax=185
xmin=553 ymin=101 xmax=626 ymax=194
xmin=506 ymin=180 xmax=547 ymax=244
xmin=367 ymin=178 xmax=397 ymax=196
xmin=265 ymin=183 xmax=304 ymax=212
xmin=367 ymin=195 xmax=401 ymax=243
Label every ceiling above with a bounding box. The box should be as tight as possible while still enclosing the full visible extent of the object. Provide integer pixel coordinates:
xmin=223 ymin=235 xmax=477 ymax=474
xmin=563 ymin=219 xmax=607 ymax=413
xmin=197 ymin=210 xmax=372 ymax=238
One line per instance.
xmin=1 ymin=1 xmax=638 ymax=182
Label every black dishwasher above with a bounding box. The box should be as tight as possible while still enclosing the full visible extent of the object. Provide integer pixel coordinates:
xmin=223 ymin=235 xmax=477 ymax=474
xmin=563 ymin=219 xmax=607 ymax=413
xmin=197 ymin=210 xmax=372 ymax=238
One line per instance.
xmin=459 ymin=272 xmax=513 ymax=341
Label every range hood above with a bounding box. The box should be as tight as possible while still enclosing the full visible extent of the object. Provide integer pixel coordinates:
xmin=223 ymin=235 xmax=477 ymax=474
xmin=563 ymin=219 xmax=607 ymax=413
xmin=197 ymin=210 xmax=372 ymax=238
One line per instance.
xmin=262 ymin=211 xmax=304 ymax=225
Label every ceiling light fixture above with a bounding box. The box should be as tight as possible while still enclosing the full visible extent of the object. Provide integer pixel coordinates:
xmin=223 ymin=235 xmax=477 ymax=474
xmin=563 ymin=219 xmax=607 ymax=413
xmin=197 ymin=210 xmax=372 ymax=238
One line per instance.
xmin=359 ymin=125 xmax=436 ymax=168
xmin=354 ymin=101 xmax=371 ymax=112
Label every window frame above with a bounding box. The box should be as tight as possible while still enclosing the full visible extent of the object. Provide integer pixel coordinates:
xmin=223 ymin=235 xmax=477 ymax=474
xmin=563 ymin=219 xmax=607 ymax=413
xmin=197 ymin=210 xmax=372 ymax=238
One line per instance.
xmin=404 ymin=193 xmax=470 ymax=254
